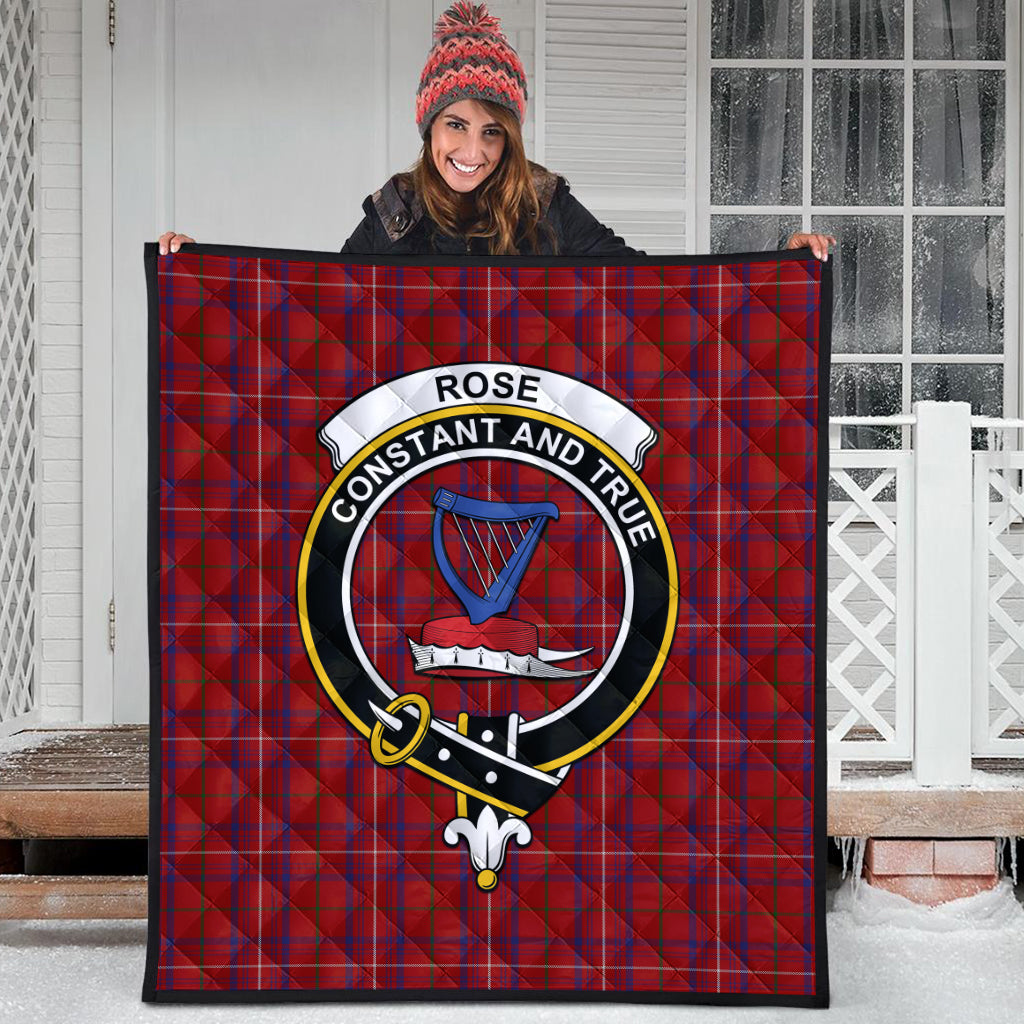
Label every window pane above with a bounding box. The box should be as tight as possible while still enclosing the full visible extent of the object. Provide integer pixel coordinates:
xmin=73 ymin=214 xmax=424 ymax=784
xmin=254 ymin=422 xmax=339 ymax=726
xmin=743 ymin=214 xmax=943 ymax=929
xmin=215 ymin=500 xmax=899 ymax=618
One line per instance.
xmin=912 ymin=216 xmax=1004 ymax=354
xmin=831 ymin=362 xmax=902 ymax=416
xmin=813 ymin=0 xmax=903 ymax=59
xmin=913 ymin=70 xmax=1005 ymax=206
xmin=914 ymin=0 xmax=1005 ymax=59
xmin=911 ymin=363 xmax=1002 ymax=411
xmin=812 ymin=215 xmax=902 ymax=354
xmin=710 ymin=214 xmax=802 ymax=254
xmin=829 ymin=363 xmax=902 ymax=452
xmin=712 ymin=0 xmax=803 ymax=58
xmin=912 ymin=363 xmax=1003 ymax=445
xmin=813 ymin=69 xmax=903 ymax=206
xmin=711 ymin=69 xmax=803 ymax=205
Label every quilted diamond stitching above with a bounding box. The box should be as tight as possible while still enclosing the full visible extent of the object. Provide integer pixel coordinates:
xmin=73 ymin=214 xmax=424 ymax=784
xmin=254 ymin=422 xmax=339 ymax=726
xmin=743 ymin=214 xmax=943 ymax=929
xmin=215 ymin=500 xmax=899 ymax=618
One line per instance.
xmin=153 ymin=250 xmax=826 ymax=1001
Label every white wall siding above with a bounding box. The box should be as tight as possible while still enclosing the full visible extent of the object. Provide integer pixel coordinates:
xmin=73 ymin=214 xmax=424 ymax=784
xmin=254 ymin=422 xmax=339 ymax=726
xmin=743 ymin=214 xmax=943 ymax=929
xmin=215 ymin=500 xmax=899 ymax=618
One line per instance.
xmin=38 ymin=0 xmax=83 ymax=722
xmin=544 ymin=0 xmax=687 ymax=254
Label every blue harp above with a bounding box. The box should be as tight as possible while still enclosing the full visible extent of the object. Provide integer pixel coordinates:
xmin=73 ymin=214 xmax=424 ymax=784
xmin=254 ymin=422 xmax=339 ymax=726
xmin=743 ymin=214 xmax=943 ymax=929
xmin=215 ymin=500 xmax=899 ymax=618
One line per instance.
xmin=431 ymin=488 xmax=559 ymax=625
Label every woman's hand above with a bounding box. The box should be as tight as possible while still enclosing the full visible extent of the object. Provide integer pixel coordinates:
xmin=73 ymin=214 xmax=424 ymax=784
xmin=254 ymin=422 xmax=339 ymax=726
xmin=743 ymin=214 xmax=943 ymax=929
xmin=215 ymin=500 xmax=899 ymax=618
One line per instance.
xmin=158 ymin=231 xmax=195 ymax=254
xmin=785 ymin=232 xmax=835 ymax=261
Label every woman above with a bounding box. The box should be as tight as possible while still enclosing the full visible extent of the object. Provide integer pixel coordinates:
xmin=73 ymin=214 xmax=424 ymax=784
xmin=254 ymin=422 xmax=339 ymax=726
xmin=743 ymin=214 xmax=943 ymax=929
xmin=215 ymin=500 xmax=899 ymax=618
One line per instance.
xmin=160 ymin=2 xmax=834 ymax=262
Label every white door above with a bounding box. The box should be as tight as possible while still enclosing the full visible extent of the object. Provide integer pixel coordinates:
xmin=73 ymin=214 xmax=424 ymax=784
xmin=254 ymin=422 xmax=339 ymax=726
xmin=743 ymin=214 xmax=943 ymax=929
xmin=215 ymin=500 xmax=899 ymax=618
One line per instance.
xmin=109 ymin=0 xmax=431 ymax=721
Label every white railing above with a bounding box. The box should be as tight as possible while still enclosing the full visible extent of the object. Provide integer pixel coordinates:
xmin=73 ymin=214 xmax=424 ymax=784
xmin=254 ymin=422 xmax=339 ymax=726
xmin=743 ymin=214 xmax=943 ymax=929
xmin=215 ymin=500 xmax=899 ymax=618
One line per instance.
xmin=972 ymin=417 xmax=1024 ymax=759
xmin=0 ymin=1 xmax=38 ymax=738
xmin=827 ymin=436 xmax=913 ymax=765
xmin=827 ymin=402 xmax=1024 ymax=783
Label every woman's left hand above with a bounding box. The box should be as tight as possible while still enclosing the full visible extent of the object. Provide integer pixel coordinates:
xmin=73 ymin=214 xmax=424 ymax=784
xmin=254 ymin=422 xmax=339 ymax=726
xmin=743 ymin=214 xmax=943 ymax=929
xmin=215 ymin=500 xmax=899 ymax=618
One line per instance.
xmin=785 ymin=232 xmax=836 ymax=261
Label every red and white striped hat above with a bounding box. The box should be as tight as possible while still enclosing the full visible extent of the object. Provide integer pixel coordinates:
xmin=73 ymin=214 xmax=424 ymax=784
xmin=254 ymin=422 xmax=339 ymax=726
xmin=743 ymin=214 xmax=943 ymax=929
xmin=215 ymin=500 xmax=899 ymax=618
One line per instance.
xmin=415 ymin=2 xmax=528 ymax=140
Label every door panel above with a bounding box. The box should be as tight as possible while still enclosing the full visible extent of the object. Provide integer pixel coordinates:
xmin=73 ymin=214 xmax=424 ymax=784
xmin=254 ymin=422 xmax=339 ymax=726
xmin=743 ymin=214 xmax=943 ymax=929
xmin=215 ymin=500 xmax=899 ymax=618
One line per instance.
xmin=111 ymin=0 xmax=431 ymax=721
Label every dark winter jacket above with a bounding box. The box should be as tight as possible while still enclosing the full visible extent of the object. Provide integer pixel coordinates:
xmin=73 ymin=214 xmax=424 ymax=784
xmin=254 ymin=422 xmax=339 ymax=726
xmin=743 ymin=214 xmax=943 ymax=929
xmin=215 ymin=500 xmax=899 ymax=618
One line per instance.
xmin=340 ymin=166 xmax=646 ymax=257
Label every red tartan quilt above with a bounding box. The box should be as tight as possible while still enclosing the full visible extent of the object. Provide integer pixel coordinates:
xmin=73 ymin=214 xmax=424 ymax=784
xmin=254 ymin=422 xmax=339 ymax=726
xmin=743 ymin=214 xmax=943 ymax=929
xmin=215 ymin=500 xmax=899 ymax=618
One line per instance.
xmin=143 ymin=243 xmax=831 ymax=1006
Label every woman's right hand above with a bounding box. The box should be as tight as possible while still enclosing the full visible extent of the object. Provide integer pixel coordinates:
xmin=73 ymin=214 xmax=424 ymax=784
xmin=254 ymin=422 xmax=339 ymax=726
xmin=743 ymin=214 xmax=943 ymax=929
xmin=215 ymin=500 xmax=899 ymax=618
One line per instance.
xmin=158 ymin=231 xmax=195 ymax=254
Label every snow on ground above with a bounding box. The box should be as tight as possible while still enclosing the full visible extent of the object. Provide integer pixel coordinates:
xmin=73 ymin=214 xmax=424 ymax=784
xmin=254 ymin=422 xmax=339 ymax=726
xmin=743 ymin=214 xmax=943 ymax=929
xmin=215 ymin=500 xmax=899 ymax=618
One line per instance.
xmin=1 ymin=877 xmax=1022 ymax=1024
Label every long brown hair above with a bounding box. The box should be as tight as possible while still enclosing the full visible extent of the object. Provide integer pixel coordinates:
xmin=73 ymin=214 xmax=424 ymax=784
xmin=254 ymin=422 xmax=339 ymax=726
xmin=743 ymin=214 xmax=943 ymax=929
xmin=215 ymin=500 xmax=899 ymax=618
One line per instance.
xmin=405 ymin=100 xmax=558 ymax=255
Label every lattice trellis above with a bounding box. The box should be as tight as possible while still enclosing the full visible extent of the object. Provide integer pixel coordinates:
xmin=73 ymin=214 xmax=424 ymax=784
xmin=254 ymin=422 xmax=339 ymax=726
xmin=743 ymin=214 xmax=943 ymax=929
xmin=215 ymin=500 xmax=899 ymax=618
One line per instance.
xmin=0 ymin=0 xmax=38 ymax=730
xmin=973 ymin=456 xmax=1024 ymax=755
xmin=827 ymin=453 xmax=914 ymax=759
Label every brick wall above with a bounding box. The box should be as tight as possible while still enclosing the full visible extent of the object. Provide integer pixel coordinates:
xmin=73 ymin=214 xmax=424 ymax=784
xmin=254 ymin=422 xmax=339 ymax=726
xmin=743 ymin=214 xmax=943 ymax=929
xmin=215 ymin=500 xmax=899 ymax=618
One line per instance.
xmin=38 ymin=0 xmax=83 ymax=722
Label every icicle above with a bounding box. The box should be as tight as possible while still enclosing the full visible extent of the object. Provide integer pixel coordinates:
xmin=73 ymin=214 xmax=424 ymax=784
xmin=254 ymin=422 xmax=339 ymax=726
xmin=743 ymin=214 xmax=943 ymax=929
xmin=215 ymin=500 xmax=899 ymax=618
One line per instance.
xmin=834 ymin=837 xmax=852 ymax=879
xmin=996 ymin=838 xmax=1019 ymax=885
xmin=833 ymin=836 xmax=866 ymax=889
xmin=851 ymin=837 xmax=866 ymax=891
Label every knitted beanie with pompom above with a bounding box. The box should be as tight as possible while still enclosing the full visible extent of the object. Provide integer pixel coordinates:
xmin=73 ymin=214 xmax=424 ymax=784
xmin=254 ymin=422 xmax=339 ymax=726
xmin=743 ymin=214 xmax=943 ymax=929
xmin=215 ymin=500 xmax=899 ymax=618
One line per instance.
xmin=415 ymin=2 xmax=527 ymax=139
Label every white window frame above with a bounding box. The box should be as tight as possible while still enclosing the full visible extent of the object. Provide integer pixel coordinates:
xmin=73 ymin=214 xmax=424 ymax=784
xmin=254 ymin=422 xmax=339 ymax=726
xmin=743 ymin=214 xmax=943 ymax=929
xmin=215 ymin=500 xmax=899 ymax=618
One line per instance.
xmin=692 ymin=0 xmax=1022 ymax=448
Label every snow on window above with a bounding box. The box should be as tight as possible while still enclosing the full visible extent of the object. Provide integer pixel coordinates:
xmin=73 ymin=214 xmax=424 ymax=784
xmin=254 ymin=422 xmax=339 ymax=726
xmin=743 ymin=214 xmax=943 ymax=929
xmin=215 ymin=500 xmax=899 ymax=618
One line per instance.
xmin=831 ymin=363 xmax=902 ymax=419
xmin=711 ymin=0 xmax=803 ymax=59
xmin=812 ymin=215 xmax=902 ymax=355
xmin=813 ymin=0 xmax=904 ymax=59
xmin=912 ymin=216 xmax=1004 ymax=355
xmin=911 ymin=362 xmax=1002 ymax=414
xmin=812 ymin=69 xmax=903 ymax=207
xmin=913 ymin=0 xmax=1005 ymax=60
xmin=710 ymin=213 xmax=801 ymax=254
xmin=913 ymin=70 xmax=1005 ymax=207
xmin=708 ymin=0 xmax=1013 ymax=436
xmin=710 ymin=68 xmax=803 ymax=206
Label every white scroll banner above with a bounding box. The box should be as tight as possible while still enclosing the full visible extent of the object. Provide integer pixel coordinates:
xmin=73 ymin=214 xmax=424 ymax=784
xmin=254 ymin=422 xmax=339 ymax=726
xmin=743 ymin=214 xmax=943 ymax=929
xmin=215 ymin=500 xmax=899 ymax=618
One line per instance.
xmin=318 ymin=363 xmax=658 ymax=472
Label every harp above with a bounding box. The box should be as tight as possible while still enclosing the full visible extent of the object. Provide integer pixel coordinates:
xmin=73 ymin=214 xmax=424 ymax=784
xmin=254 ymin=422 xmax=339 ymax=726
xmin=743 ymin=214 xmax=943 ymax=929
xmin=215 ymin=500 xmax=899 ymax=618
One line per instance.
xmin=432 ymin=487 xmax=559 ymax=625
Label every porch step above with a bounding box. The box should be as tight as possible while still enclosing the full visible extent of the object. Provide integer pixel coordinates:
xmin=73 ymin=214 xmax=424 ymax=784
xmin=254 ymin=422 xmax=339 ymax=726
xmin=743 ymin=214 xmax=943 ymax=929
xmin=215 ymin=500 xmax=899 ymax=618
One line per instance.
xmin=0 ymin=790 xmax=147 ymax=840
xmin=0 ymin=725 xmax=147 ymax=791
xmin=0 ymin=726 xmax=147 ymax=840
xmin=2 ymin=728 xmax=1023 ymax=918
xmin=0 ymin=727 xmax=148 ymax=921
xmin=831 ymin=762 xmax=1024 ymax=837
xmin=0 ymin=875 xmax=147 ymax=919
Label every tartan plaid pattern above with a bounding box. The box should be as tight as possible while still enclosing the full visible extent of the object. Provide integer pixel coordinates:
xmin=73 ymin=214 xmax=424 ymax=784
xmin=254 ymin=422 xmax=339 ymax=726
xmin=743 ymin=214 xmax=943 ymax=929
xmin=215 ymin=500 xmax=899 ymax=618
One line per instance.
xmin=146 ymin=248 xmax=829 ymax=1005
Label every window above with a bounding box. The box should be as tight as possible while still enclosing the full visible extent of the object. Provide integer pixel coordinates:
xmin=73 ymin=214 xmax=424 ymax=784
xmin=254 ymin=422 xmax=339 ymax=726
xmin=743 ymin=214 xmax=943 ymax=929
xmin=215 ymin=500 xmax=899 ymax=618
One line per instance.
xmin=699 ymin=0 xmax=1018 ymax=449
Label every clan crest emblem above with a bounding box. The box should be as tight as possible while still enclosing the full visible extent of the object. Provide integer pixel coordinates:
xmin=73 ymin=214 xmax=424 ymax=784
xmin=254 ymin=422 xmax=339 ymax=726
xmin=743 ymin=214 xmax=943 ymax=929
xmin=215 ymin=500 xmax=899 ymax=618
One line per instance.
xmin=298 ymin=363 xmax=678 ymax=890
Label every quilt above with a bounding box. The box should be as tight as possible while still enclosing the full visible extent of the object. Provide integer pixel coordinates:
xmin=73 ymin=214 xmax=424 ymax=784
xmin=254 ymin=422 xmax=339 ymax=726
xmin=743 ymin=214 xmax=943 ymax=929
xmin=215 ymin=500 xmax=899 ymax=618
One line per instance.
xmin=143 ymin=243 xmax=831 ymax=1006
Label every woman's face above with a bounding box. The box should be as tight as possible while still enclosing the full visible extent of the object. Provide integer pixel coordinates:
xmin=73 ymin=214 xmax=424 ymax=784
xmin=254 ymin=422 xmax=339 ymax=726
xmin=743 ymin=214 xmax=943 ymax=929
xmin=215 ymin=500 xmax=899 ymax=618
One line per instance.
xmin=430 ymin=99 xmax=507 ymax=195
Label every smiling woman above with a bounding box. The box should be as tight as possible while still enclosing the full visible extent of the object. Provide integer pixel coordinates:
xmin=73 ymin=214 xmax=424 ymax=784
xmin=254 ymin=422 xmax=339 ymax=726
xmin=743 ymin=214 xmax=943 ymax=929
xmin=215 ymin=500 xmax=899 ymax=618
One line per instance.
xmin=157 ymin=1 xmax=835 ymax=261
xmin=335 ymin=2 xmax=649 ymax=257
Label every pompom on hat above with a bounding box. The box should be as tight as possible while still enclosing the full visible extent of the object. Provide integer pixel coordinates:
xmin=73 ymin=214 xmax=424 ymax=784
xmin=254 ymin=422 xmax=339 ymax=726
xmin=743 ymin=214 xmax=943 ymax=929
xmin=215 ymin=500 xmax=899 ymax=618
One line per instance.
xmin=415 ymin=2 xmax=528 ymax=139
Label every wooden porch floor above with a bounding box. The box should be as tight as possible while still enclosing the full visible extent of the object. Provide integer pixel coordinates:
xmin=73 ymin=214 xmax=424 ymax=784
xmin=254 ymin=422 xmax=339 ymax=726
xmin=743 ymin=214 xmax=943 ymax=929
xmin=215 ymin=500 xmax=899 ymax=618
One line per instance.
xmin=1 ymin=727 xmax=1023 ymax=918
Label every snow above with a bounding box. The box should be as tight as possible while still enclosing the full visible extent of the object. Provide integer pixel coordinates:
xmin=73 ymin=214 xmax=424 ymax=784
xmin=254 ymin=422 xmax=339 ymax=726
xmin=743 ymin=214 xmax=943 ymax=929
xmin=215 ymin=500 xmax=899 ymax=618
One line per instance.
xmin=834 ymin=876 xmax=1023 ymax=931
xmin=831 ymin=767 xmax=1024 ymax=791
xmin=0 ymin=729 xmax=76 ymax=769
xmin=1 ymin=876 xmax=1022 ymax=1024
xmin=834 ymin=836 xmax=867 ymax=882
